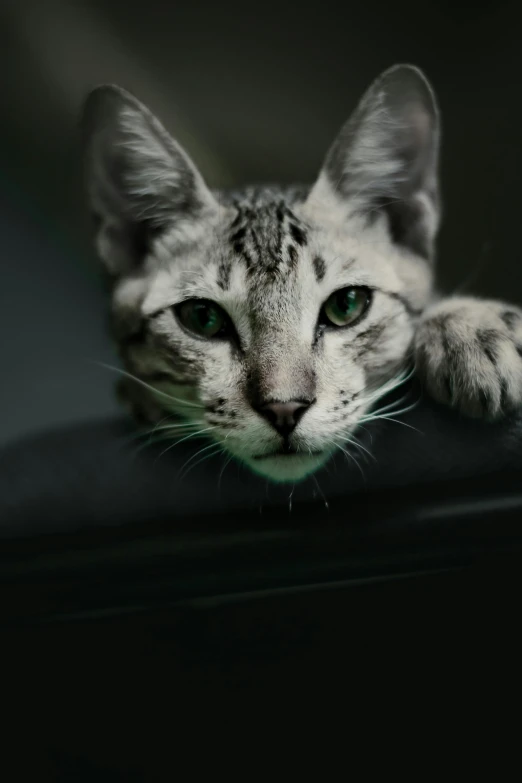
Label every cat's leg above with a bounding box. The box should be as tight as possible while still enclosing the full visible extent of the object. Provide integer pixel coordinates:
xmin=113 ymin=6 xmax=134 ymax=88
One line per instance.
xmin=414 ymin=296 xmax=522 ymax=418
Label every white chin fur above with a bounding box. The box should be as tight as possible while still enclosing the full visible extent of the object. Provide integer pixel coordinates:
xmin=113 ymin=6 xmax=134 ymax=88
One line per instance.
xmin=245 ymin=453 xmax=329 ymax=483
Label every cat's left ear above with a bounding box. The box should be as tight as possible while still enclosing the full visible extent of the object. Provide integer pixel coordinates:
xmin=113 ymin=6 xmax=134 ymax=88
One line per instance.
xmin=305 ymin=64 xmax=440 ymax=260
xmin=82 ymin=85 xmax=219 ymax=276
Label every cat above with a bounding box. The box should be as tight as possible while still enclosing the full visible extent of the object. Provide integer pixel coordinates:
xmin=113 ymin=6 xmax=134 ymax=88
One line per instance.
xmin=81 ymin=64 xmax=522 ymax=483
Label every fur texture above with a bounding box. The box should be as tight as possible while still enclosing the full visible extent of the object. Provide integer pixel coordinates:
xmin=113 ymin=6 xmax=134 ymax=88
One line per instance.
xmin=81 ymin=65 xmax=522 ymax=482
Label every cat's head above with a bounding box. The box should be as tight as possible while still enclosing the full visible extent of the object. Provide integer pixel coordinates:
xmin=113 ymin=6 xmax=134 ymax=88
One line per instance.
xmin=82 ymin=64 xmax=440 ymax=482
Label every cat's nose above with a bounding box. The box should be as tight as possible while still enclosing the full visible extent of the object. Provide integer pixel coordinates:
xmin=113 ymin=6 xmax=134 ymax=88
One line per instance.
xmin=256 ymin=400 xmax=313 ymax=437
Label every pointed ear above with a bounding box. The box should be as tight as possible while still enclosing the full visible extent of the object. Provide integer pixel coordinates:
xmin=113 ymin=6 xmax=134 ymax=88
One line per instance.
xmin=81 ymin=85 xmax=218 ymax=275
xmin=306 ymin=64 xmax=440 ymax=260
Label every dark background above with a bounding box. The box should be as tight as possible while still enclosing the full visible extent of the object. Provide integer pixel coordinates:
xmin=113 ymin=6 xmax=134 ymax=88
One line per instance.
xmin=1 ymin=0 xmax=520 ymax=446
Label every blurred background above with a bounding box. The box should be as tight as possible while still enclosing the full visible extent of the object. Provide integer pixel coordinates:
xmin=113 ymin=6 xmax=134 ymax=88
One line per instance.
xmin=1 ymin=0 xmax=521 ymax=446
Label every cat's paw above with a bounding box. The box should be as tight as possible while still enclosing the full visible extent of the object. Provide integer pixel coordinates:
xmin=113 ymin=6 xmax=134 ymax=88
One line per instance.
xmin=414 ymin=297 xmax=522 ymax=419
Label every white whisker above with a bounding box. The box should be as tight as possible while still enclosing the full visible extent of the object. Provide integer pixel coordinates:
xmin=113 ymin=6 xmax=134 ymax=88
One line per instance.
xmin=178 ymin=441 xmax=224 ymax=481
xmin=311 ymin=474 xmax=329 ymax=511
xmin=359 ymin=415 xmax=422 ymax=433
xmin=147 ymin=422 xmax=203 ymax=434
xmin=332 ymin=439 xmax=366 ymax=481
xmin=121 ymin=420 xmax=202 ymax=452
xmin=127 ymin=428 xmax=195 ymax=459
xmin=154 ymin=426 xmax=216 ymax=463
xmin=367 ymin=392 xmax=413 ymax=417
xmin=361 ymin=366 xmax=415 ymax=407
xmin=354 ymin=422 xmax=373 ymax=444
xmin=338 ymin=434 xmax=375 ymax=462
xmin=218 ymin=453 xmax=235 ymax=491
xmin=94 ymin=362 xmax=204 ymax=410
xmin=288 ymin=484 xmax=295 ymax=513
xmin=360 ymin=399 xmax=420 ymax=422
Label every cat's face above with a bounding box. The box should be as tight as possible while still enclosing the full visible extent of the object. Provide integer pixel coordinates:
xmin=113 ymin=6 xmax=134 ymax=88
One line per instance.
xmin=82 ymin=65 xmax=440 ymax=482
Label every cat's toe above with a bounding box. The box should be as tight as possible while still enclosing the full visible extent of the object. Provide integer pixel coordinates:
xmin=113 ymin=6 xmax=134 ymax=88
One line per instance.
xmin=414 ymin=301 xmax=522 ymax=419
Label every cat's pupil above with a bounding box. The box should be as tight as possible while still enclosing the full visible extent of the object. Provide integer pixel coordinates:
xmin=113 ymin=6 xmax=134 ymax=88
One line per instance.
xmin=339 ymin=290 xmax=357 ymax=312
xmin=195 ymin=304 xmax=216 ymax=330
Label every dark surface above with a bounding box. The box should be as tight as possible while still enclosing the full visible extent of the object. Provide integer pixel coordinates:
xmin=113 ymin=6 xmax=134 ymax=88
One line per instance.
xmin=2 ymin=382 xmax=522 ymax=537
xmin=2 ymin=389 xmax=522 ymax=776
xmin=1 ymin=384 xmax=522 ymax=627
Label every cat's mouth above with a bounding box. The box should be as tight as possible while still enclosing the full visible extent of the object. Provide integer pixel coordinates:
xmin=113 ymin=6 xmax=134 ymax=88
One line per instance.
xmin=247 ymin=448 xmax=328 ymax=482
xmin=253 ymin=448 xmax=324 ymax=460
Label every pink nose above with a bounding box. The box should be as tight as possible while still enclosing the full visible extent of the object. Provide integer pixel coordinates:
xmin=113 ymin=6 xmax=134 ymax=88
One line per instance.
xmin=256 ymin=400 xmax=313 ymax=437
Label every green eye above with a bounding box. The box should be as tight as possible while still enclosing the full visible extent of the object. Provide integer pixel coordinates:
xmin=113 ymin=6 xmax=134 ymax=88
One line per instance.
xmin=322 ymin=287 xmax=371 ymax=327
xmin=175 ymin=299 xmax=229 ymax=339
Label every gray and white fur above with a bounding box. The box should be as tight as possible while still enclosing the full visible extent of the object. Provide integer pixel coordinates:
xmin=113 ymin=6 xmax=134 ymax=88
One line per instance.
xmin=82 ymin=65 xmax=522 ymax=482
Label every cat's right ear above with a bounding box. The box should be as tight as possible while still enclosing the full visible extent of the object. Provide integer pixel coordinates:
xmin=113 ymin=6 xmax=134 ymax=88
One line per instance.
xmin=304 ymin=65 xmax=440 ymax=261
xmin=81 ymin=85 xmax=218 ymax=276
